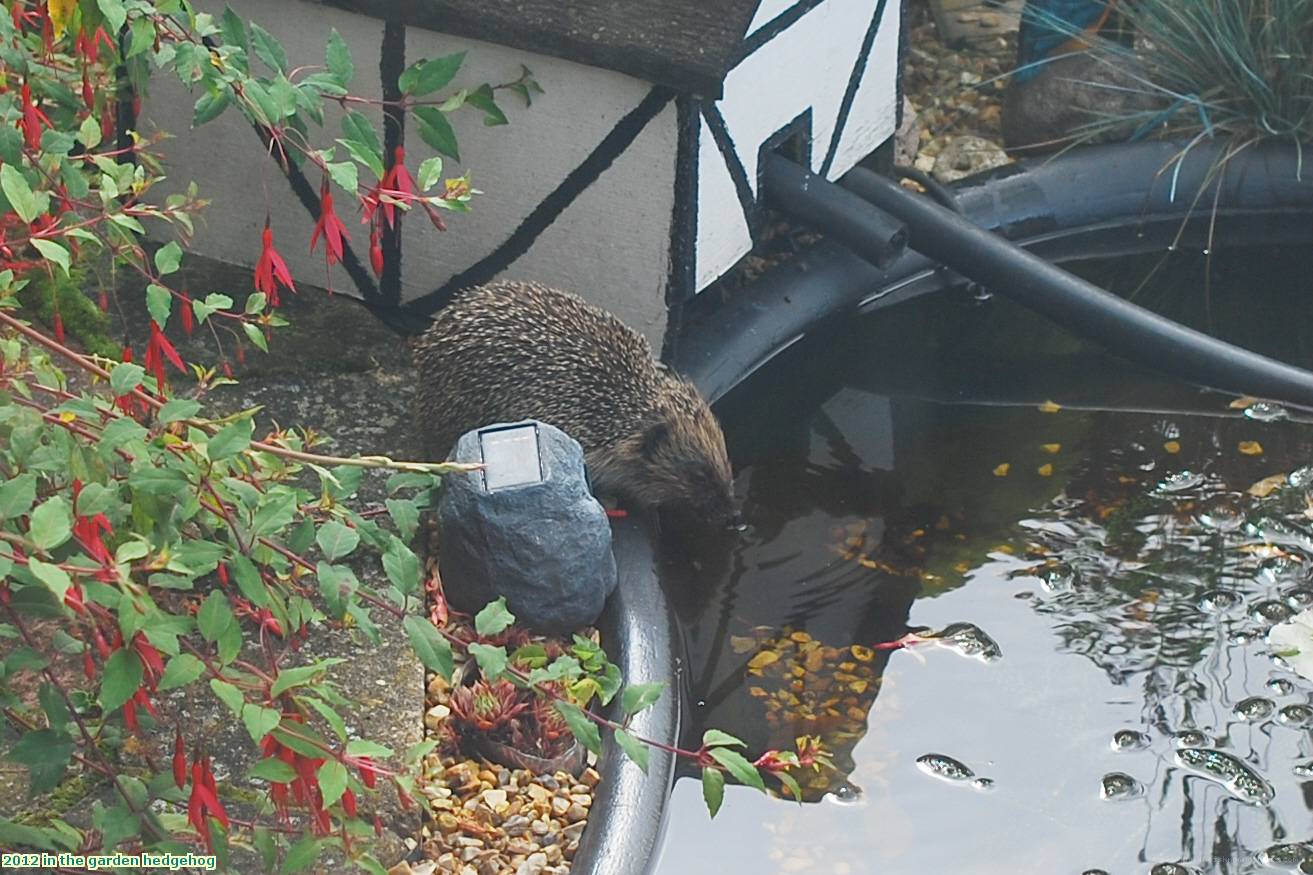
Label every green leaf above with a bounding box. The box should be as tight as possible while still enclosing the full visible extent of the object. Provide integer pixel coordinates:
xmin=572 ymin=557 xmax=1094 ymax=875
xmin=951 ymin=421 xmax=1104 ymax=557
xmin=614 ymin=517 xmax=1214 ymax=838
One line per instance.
xmin=39 ymin=683 xmax=69 ymax=729
xmin=249 ymin=23 xmax=288 ymax=73
xmin=282 ymin=835 xmax=323 ymax=874
xmin=242 ymin=320 xmax=269 ymax=353
xmin=474 ymin=597 xmax=515 ymax=637
xmin=382 ymin=537 xmax=420 ymax=596
xmin=269 ymin=660 xmax=341 ymax=697
xmin=198 ymin=591 xmax=236 ymax=642
xmin=31 ymin=239 xmax=70 ymax=278
xmin=701 ymin=766 xmax=725 ymax=818
xmin=9 ymin=729 xmax=73 ymax=794
xmin=249 ymin=757 xmax=298 ymax=783
xmin=0 ymin=816 xmax=58 ymax=851
xmin=27 ymin=559 xmax=71 ymax=604
xmin=209 ymin=678 xmax=245 ymax=716
xmin=157 ymin=654 xmax=205 ymax=691
xmin=621 ymin=682 xmax=666 ymax=717
xmin=0 ymin=473 xmax=37 ymax=518
xmin=208 ymin=418 xmax=253 ymax=461
xmin=127 ymin=16 xmax=154 ymax=57
xmin=326 ymin=28 xmax=353 ymax=85
xmin=219 ymin=7 xmax=248 ymax=51
xmin=384 ymin=497 xmax=419 ymax=541
xmin=128 ymin=466 xmax=190 ymax=498
xmin=776 ymin=770 xmax=804 ymax=802
xmin=302 ymin=695 xmax=347 ymax=742
xmin=708 ymin=747 xmax=766 ymax=792
xmin=154 ymin=241 xmax=183 ymax=276
xmin=317 ymin=759 xmax=348 ymax=808
xmin=326 ymin=160 xmax=358 ymax=195
xmin=466 ymin=84 xmax=509 ymax=126
xmin=96 ymin=0 xmax=126 ymax=30
xmin=416 ymin=156 xmax=443 ymax=192
xmin=2 ymin=163 xmax=39 ymax=223
xmin=403 ymin=615 xmax=453 ymax=679
xmin=230 ymin=553 xmax=270 ymax=608
xmin=398 ymin=52 xmax=465 ymax=97
xmin=110 ymin=362 xmax=146 ymax=396
xmin=29 ymin=495 xmax=72 ymax=551
xmin=6 ymin=646 xmax=48 ymax=674
xmin=145 ymin=283 xmax=172 ymax=329
xmin=702 ymin=728 xmax=746 ymax=749
xmin=193 ymin=88 xmax=232 ymax=127
xmin=100 ymin=648 xmax=144 ymax=713
xmin=242 ymin=704 xmax=282 ymax=742
xmin=614 ymin=728 xmax=650 ymax=774
xmin=413 ymin=107 xmax=460 ymax=161
xmin=316 ymin=562 xmax=357 ymax=617
xmin=468 ymin=642 xmax=508 ymax=680
xmin=158 ymin=398 xmax=201 ymax=424
xmin=554 ymin=701 xmax=601 ymax=755
xmin=345 ymin=738 xmax=393 ymax=757
xmin=340 ymin=111 xmax=384 ymax=178
xmin=316 ymin=520 xmax=359 ymax=560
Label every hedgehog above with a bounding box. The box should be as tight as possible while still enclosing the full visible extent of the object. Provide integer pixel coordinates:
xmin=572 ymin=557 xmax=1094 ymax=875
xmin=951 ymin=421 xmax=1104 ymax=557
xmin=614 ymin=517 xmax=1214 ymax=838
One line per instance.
xmin=413 ymin=281 xmax=738 ymax=527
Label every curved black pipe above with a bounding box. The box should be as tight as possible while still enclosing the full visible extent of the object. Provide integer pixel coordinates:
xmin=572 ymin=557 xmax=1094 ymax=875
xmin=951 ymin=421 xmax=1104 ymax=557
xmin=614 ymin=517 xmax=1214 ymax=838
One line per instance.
xmin=761 ymin=152 xmax=908 ymax=270
xmin=572 ymin=515 xmax=680 ymax=875
xmin=679 ymin=141 xmax=1313 ymax=405
xmin=838 ymin=163 xmax=1313 ymax=408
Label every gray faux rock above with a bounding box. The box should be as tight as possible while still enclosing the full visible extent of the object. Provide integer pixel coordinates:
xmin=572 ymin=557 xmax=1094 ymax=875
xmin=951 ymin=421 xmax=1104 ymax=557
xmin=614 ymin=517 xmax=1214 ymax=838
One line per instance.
xmin=437 ymin=421 xmax=617 ymax=633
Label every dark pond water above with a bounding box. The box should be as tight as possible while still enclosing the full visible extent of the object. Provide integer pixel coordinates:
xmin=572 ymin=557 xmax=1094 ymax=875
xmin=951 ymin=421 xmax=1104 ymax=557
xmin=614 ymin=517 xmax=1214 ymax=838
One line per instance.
xmin=654 ymin=247 xmax=1313 ymax=874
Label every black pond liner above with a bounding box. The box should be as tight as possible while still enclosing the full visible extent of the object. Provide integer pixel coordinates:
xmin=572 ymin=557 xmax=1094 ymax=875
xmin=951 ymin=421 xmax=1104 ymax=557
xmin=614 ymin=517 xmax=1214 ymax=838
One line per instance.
xmin=572 ymin=139 xmax=1313 ymax=875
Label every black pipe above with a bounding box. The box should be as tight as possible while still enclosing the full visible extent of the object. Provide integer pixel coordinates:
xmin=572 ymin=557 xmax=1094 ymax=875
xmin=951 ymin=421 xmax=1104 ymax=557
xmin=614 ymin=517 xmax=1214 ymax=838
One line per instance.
xmin=677 ymin=141 xmax=1313 ymax=404
xmin=571 ymin=515 xmax=680 ymax=875
xmin=836 ymin=164 xmax=1313 ymax=408
xmin=760 ymin=152 xmax=908 ymax=270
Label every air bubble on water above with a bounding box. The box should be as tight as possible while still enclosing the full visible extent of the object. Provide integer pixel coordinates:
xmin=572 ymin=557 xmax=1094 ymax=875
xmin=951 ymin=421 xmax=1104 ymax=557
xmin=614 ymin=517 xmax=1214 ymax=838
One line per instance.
xmin=1197 ymin=497 xmax=1245 ymax=532
xmin=1258 ymin=842 xmax=1313 ymax=869
xmin=1199 ymin=590 xmax=1241 ymax=613
xmin=1245 ymin=401 xmax=1290 ymax=422
xmin=1174 ymin=748 xmax=1276 ymax=805
xmin=1286 ymin=588 xmax=1313 ymax=609
xmin=930 ymin=623 xmax=1002 ymax=662
xmin=1162 ymin=423 xmax=1182 ymax=440
xmin=1267 ymin=677 xmax=1296 ymax=696
xmin=972 ymin=777 xmax=995 ymax=791
xmin=826 ymin=781 xmax=863 ymax=805
xmin=1099 ymin=772 xmax=1143 ymax=801
xmin=1111 ymin=729 xmax=1151 ymax=752
xmin=916 ymin=753 xmax=980 ymax=784
xmin=1293 ymin=761 xmax=1313 ymax=777
xmin=1173 ymin=730 xmax=1210 ymax=749
xmin=1235 ymin=696 xmax=1276 ymax=721
xmin=1081 ymin=870 xmax=1111 ymax=875
xmin=1150 ymin=863 xmax=1195 ymax=875
xmin=1231 ymin=626 xmax=1265 ymax=645
xmin=1156 ymin=470 xmax=1204 ymax=494
xmin=1278 ymin=704 xmax=1313 ymax=727
xmin=1253 ymin=600 xmax=1296 ymax=624
xmin=1289 ymin=466 xmax=1313 ymax=489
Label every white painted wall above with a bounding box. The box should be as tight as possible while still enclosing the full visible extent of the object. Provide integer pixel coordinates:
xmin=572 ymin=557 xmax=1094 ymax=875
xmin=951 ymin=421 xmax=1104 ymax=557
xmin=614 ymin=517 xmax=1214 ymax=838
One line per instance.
xmin=695 ymin=0 xmax=901 ymax=290
xmin=144 ymin=0 xmax=676 ymax=347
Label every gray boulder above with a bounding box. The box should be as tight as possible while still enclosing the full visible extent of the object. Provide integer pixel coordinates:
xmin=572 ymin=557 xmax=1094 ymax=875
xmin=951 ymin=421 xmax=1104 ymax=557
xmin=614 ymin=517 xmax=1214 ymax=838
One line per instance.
xmin=437 ymin=421 xmax=617 ymax=634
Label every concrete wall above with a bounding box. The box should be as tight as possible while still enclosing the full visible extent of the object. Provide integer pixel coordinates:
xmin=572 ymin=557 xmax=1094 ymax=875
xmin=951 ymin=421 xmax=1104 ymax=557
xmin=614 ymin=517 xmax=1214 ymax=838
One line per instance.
xmin=143 ymin=0 xmax=677 ymax=347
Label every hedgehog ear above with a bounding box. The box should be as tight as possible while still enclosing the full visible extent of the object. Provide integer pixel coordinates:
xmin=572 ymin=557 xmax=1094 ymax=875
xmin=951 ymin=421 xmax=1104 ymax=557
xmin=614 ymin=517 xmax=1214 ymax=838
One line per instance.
xmin=639 ymin=421 xmax=670 ymax=458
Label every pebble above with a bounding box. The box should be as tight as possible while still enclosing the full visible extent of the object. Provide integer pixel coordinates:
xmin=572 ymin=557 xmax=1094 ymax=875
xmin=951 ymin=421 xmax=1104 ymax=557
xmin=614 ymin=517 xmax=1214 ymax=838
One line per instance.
xmin=565 ymin=803 xmax=588 ymax=822
xmin=481 ymin=788 xmax=509 ymax=812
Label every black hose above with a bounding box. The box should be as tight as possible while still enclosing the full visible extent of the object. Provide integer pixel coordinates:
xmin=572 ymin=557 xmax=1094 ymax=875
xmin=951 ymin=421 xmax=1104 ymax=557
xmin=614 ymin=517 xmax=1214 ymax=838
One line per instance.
xmin=760 ymin=153 xmax=909 ymax=270
xmin=834 ymin=164 xmax=1313 ymax=408
xmin=893 ymin=164 xmax=963 ymax=214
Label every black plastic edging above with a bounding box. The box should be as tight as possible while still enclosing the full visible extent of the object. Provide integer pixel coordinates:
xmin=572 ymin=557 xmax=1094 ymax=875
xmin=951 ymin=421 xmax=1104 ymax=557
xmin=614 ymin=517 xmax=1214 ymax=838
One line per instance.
xmin=571 ymin=515 xmax=681 ymax=875
xmin=677 ymin=140 xmax=1313 ymax=404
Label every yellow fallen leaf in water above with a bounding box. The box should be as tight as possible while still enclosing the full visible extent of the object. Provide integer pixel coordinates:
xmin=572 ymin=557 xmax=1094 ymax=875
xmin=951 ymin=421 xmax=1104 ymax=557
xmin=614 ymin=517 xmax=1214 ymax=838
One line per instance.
xmin=1118 ymin=475 xmax=1138 ymax=484
xmin=953 ymin=561 xmax=971 ymax=574
xmin=1163 ymin=441 xmax=1181 ymax=454
xmin=730 ymin=635 xmax=756 ymax=654
xmin=1247 ymin=474 xmax=1289 ymax=498
xmin=993 ymin=463 xmax=1011 ymax=477
xmin=1041 ymin=443 xmax=1061 ymax=454
xmin=1038 ymin=400 xmax=1062 ymax=413
xmin=1229 ymin=395 xmax=1260 ymax=409
xmin=1239 ymin=441 xmax=1265 ymax=456
xmin=747 ymin=650 xmax=780 ymax=670
xmin=850 ymin=645 xmax=875 ymax=662
xmin=1037 ymin=463 xmax=1054 ymax=477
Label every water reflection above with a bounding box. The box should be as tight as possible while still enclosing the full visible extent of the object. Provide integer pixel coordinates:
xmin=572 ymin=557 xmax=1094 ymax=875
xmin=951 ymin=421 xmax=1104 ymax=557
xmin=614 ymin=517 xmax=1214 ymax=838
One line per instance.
xmin=654 ymin=250 xmax=1313 ymax=874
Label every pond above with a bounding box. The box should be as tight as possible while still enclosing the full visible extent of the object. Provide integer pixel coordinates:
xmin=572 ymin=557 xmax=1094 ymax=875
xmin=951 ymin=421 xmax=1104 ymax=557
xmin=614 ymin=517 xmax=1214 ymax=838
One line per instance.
xmin=654 ymin=245 xmax=1313 ymax=874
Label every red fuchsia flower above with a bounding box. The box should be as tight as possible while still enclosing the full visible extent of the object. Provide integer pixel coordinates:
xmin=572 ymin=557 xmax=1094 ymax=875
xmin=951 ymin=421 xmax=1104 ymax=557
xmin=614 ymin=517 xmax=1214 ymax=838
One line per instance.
xmin=132 ymin=633 xmax=165 ymax=690
xmin=341 ymin=787 xmax=357 ymax=817
xmin=179 ymin=292 xmax=194 ymax=336
xmin=351 ymin=755 xmax=379 ymax=789
xmin=174 ymin=730 xmax=188 ymax=789
xmin=52 ymin=311 xmax=64 ymax=343
xmin=82 ymin=647 xmax=95 ymax=680
xmin=80 ymin=70 xmax=93 ymax=111
xmin=254 ymin=221 xmax=295 ymax=306
xmin=143 ymin=320 xmax=185 ymax=393
xmin=18 ymin=81 xmax=51 ymax=151
xmin=368 ymin=224 xmax=384 ymax=276
xmin=113 ymin=346 xmax=150 ymax=419
xmin=187 ymin=752 xmax=229 ymax=852
xmin=310 ymin=178 xmax=350 ymax=267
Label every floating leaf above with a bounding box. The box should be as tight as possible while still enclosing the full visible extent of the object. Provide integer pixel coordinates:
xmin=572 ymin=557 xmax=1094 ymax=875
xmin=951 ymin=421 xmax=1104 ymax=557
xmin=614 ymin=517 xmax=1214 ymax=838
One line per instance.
xmin=1239 ymin=441 xmax=1265 ymax=456
xmin=992 ymin=463 xmax=1010 ymax=477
